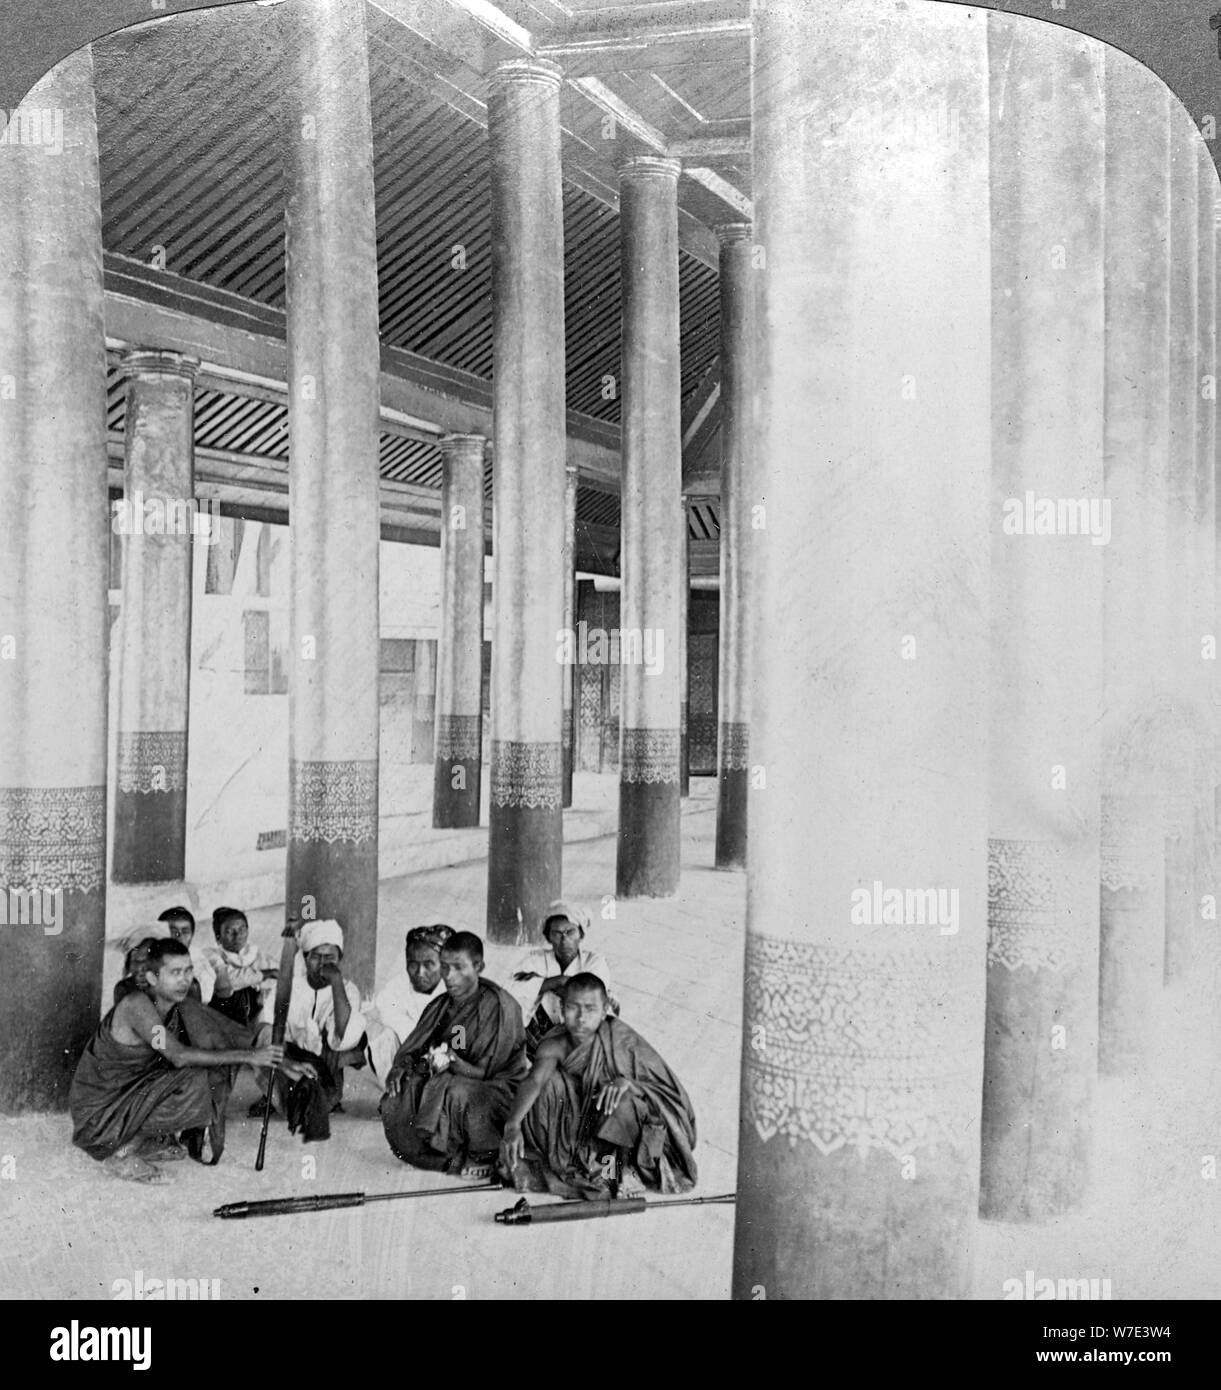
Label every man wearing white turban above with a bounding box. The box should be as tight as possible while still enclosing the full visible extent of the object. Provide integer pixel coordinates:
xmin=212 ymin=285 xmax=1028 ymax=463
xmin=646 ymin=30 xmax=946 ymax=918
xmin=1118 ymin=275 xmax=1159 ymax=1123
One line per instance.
xmin=508 ymin=900 xmax=617 ymax=1056
xmin=272 ymin=918 xmax=369 ymax=1141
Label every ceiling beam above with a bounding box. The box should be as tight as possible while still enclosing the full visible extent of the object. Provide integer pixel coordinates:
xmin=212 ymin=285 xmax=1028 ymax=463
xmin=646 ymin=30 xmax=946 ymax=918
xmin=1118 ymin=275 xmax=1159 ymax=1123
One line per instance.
xmin=671 ymin=120 xmax=751 ymax=159
xmin=106 ymin=442 xmax=448 ymax=538
xmin=376 ymin=0 xmax=743 ymax=246
xmin=370 ymin=0 xmax=721 ymax=265
xmin=102 ymin=253 xmax=622 ymax=487
xmin=684 ymin=165 xmax=752 ymax=219
xmin=541 ymin=1 xmax=749 ymax=46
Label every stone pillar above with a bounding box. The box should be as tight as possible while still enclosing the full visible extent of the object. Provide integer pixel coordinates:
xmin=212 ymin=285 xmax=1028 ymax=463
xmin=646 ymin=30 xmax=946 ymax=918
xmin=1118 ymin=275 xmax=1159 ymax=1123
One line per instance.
xmin=486 ymin=59 xmax=566 ymax=943
xmin=433 ymin=434 xmax=485 ymax=829
xmin=979 ymin=16 xmax=1105 ymax=1222
xmin=1098 ymin=59 xmax=1170 ymax=1075
xmin=1163 ymin=104 xmax=1202 ymax=985
xmin=112 ymin=350 xmax=198 ymax=884
xmin=734 ymin=0 xmax=991 ymax=1299
xmin=680 ymin=498 xmax=690 ymax=799
xmin=714 ymin=223 xmax=754 ymax=871
xmin=412 ymin=639 xmax=436 ymax=763
xmin=562 ymin=463 xmax=578 ymax=809
xmin=0 ymin=49 xmax=109 ymax=1110
xmin=1199 ymin=153 xmax=1219 ymax=904
xmin=283 ymin=0 xmax=381 ymax=996
xmin=616 ymin=156 xmax=684 ymax=899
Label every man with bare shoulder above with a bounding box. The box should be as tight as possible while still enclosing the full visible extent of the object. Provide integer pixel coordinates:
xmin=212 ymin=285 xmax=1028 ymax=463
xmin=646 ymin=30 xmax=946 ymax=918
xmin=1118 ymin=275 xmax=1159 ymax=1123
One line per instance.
xmin=70 ymin=937 xmax=283 ymax=1182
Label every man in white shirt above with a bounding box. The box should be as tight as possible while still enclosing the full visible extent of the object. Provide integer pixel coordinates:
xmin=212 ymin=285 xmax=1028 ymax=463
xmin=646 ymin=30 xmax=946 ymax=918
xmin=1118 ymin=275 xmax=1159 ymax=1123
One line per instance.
xmin=365 ymin=924 xmax=452 ymax=1079
xmin=509 ymin=900 xmax=616 ymax=1055
xmin=274 ymin=918 xmax=368 ymax=1142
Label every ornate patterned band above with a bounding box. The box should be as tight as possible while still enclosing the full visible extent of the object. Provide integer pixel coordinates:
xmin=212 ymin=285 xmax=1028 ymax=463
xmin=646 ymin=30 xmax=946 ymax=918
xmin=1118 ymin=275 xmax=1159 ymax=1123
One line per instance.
xmin=289 ymin=759 xmax=378 ymax=844
xmin=434 ymin=714 xmax=481 ymax=763
xmin=719 ymin=721 xmax=750 ymax=773
xmin=0 ymin=785 xmax=106 ymax=894
xmin=490 ymin=740 xmax=562 ymax=810
xmin=620 ymin=727 xmax=681 ymax=785
xmin=743 ymin=934 xmax=980 ymax=1158
xmin=1100 ymin=794 xmax=1161 ymax=893
xmin=987 ymin=838 xmax=1073 ymax=973
xmin=116 ymin=730 xmax=188 ymax=795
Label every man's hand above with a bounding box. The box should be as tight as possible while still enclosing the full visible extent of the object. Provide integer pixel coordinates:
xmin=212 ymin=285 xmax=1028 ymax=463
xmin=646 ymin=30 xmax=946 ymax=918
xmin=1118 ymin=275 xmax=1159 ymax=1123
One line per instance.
xmin=499 ymin=1124 xmax=524 ymax=1171
xmin=279 ymin=1056 xmax=318 ymax=1082
xmin=427 ymin=1043 xmax=452 ymax=1076
xmin=250 ymin=1043 xmax=286 ymax=1070
xmin=318 ymin=962 xmax=344 ymax=988
xmin=594 ymin=1077 xmax=636 ymax=1114
xmin=512 ymin=970 xmax=540 ymax=983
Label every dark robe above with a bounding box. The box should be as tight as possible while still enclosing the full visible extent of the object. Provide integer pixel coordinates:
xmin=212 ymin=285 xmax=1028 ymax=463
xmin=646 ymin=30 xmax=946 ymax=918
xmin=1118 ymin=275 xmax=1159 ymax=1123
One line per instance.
xmin=208 ymin=986 xmax=262 ymax=1027
xmin=275 ymin=1038 xmax=363 ymax=1144
xmin=514 ymin=1016 xmax=698 ymax=1199
xmin=69 ymin=997 xmax=255 ymax=1161
xmin=380 ymin=978 xmax=528 ymax=1170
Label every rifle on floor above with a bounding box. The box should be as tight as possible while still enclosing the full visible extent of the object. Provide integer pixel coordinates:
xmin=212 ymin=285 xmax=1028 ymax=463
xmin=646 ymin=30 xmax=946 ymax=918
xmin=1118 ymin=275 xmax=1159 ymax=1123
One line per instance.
xmin=254 ymin=910 xmax=300 ymax=1172
xmin=494 ymin=1193 xmax=736 ymax=1224
xmin=214 ymin=1181 xmax=504 ymax=1220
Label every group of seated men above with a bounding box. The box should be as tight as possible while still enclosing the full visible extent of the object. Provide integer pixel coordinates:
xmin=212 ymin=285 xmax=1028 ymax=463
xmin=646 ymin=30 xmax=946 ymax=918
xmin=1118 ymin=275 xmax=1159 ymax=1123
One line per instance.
xmin=71 ymin=906 xmax=369 ymax=1179
xmin=69 ymin=900 xmax=698 ymax=1199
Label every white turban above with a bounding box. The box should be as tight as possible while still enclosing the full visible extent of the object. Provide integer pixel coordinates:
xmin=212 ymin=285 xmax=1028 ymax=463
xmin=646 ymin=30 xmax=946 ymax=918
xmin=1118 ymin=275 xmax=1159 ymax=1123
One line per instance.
xmin=300 ymin=919 xmax=344 ymax=955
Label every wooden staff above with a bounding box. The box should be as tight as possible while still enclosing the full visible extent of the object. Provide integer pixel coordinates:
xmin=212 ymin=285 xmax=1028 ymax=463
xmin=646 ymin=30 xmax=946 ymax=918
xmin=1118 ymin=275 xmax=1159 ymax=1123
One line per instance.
xmin=254 ymin=910 xmax=300 ymax=1171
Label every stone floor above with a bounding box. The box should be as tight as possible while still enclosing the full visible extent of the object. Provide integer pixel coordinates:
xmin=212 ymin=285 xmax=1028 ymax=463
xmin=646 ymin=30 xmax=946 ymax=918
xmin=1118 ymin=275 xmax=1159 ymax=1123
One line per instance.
xmin=2 ymin=774 xmax=1218 ymax=1299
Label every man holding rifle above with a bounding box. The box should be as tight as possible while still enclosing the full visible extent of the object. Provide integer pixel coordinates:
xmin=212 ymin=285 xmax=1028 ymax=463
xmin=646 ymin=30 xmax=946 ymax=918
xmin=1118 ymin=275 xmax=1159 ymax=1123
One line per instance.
xmin=70 ymin=937 xmax=283 ymax=1182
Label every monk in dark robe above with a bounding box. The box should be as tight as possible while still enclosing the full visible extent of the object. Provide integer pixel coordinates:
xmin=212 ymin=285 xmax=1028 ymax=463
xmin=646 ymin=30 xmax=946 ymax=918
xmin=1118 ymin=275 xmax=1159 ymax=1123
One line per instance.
xmin=380 ymin=931 xmax=528 ymax=1177
xmin=70 ymin=937 xmax=282 ymax=1182
xmin=499 ymin=974 xmax=698 ymax=1199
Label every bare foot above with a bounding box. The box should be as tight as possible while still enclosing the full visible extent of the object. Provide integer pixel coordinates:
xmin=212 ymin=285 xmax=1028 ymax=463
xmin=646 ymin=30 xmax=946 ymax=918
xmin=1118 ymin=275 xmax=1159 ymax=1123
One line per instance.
xmin=459 ymin=1151 xmax=497 ymax=1181
xmin=616 ymin=1161 xmax=646 ymax=1199
xmin=139 ymin=1136 xmax=188 ymax=1163
xmin=103 ymin=1149 xmax=170 ymax=1184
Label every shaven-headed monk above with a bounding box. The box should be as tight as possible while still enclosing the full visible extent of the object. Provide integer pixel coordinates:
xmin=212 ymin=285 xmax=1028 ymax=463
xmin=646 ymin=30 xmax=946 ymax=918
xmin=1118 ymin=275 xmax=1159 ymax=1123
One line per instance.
xmin=380 ymin=931 xmax=527 ymax=1177
xmin=499 ymin=974 xmax=698 ymax=1199
xmin=70 ymin=938 xmax=283 ymax=1182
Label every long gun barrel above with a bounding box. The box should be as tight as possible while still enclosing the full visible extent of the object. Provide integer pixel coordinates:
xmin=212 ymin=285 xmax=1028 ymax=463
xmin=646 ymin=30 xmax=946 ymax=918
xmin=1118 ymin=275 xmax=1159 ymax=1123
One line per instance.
xmin=494 ymin=1193 xmax=735 ymax=1224
xmin=214 ymin=1181 xmax=503 ymax=1220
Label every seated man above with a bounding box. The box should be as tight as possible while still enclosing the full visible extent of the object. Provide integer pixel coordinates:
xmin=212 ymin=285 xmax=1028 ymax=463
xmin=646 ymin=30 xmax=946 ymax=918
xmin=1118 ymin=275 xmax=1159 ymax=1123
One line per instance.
xmin=158 ymin=906 xmax=215 ymax=1005
xmin=71 ymin=937 xmax=281 ymax=1183
xmin=365 ymin=923 xmax=453 ymax=1080
xmin=206 ymin=907 xmax=276 ymax=1026
xmin=498 ymin=974 xmax=697 ymax=1200
xmin=271 ymin=919 xmax=368 ymax=1143
xmin=509 ymin=900 xmax=617 ymax=1056
xmin=381 ymin=931 xmax=527 ymax=1177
